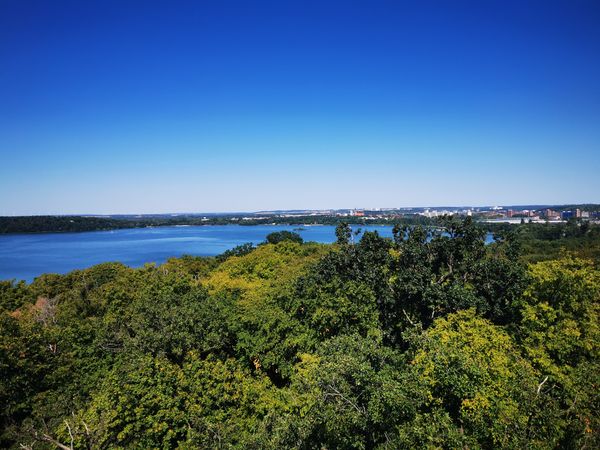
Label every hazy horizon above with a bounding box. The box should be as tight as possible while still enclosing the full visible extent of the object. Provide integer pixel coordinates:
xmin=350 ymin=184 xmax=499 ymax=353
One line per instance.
xmin=2 ymin=202 xmax=599 ymax=217
xmin=1 ymin=1 xmax=599 ymax=215
xmin=3 ymin=200 xmax=600 ymax=218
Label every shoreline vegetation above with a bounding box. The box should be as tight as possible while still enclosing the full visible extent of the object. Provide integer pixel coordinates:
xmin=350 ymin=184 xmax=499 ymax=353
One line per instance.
xmin=2 ymin=212 xmax=600 ymax=268
xmin=2 ymin=204 xmax=600 ymax=234
xmin=0 ymin=214 xmax=436 ymax=234
xmin=1 ymin=218 xmax=598 ymax=448
xmin=0 ymin=204 xmax=598 ymax=231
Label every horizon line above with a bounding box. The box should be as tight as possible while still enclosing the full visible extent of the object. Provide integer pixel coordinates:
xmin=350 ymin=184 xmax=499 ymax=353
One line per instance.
xmin=2 ymin=203 xmax=600 ymax=217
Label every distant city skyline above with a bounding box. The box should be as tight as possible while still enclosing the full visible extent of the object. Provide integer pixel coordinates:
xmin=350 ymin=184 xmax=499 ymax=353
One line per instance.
xmin=1 ymin=1 xmax=599 ymax=215
xmin=1 ymin=204 xmax=598 ymax=218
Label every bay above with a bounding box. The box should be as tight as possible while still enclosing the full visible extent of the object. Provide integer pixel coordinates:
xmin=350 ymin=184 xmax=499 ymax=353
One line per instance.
xmin=0 ymin=224 xmax=494 ymax=282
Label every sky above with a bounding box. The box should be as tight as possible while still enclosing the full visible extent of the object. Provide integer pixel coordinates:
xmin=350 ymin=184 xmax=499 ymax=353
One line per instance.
xmin=1 ymin=0 xmax=599 ymax=215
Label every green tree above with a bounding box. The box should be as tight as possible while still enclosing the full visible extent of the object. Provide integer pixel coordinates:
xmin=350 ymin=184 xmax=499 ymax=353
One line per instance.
xmin=408 ymin=309 xmax=559 ymax=448
xmin=517 ymin=256 xmax=600 ymax=447
xmin=100 ymin=273 xmax=233 ymax=362
xmin=0 ymin=280 xmax=31 ymax=312
xmin=265 ymin=230 xmax=303 ymax=245
xmin=216 ymin=242 xmax=255 ymax=262
xmin=335 ymin=222 xmax=352 ymax=245
xmin=279 ymin=335 xmax=423 ymax=449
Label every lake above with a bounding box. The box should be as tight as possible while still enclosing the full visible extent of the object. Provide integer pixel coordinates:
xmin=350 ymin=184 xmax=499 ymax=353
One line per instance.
xmin=0 ymin=225 xmax=495 ymax=282
xmin=0 ymin=225 xmax=386 ymax=282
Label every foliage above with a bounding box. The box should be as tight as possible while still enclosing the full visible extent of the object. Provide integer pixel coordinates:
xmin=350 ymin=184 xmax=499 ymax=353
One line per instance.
xmin=516 ymin=256 xmax=600 ymax=447
xmin=512 ymin=220 xmax=600 ymax=263
xmin=409 ymin=309 xmax=559 ymax=448
xmin=0 ymin=214 xmax=437 ymax=234
xmin=0 ymin=280 xmax=30 ymax=311
xmin=264 ymin=230 xmax=303 ymax=245
xmin=215 ymin=242 xmax=255 ymax=262
xmin=1 ymin=219 xmax=598 ymax=449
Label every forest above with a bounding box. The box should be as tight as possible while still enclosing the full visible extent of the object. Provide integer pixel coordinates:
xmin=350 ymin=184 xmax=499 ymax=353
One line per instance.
xmin=0 ymin=214 xmax=435 ymax=234
xmin=1 ymin=218 xmax=598 ymax=449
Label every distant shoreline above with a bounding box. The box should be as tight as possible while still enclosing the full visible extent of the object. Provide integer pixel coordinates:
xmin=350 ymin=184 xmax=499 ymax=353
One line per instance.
xmin=2 ymin=207 xmax=599 ymax=235
xmin=0 ymin=221 xmax=372 ymax=236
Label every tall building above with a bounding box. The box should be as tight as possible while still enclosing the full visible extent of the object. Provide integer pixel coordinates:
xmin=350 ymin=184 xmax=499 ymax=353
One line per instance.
xmin=542 ymin=209 xmax=560 ymax=220
xmin=561 ymin=210 xmax=577 ymax=220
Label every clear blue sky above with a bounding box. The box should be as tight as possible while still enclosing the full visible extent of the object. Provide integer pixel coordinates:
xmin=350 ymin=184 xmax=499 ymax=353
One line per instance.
xmin=1 ymin=0 xmax=599 ymax=214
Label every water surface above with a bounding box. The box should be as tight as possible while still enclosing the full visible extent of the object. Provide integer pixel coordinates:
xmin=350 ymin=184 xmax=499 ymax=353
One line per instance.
xmin=0 ymin=225 xmax=390 ymax=282
xmin=0 ymin=224 xmax=494 ymax=282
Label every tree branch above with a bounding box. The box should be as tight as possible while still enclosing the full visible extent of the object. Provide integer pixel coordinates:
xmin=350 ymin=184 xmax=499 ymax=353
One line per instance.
xmin=41 ymin=434 xmax=72 ymax=450
xmin=402 ymin=308 xmax=416 ymax=326
xmin=536 ymin=376 xmax=548 ymax=395
xmin=323 ymin=384 xmax=366 ymax=415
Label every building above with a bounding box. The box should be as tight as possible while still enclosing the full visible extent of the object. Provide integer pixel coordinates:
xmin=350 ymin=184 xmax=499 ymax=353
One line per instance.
xmin=561 ymin=210 xmax=582 ymax=220
xmin=541 ymin=209 xmax=560 ymax=220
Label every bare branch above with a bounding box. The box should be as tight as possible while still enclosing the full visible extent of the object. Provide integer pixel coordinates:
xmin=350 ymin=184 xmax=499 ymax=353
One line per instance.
xmin=82 ymin=420 xmax=90 ymax=436
xmin=323 ymin=384 xmax=366 ymax=415
xmin=64 ymin=420 xmax=74 ymax=450
xmin=41 ymin=434 xmax=72 ymax=450
xmin=402 ymin=308 xmax=416 ymax=326
xmin=536 ymin=376 xmax=548 ymax=395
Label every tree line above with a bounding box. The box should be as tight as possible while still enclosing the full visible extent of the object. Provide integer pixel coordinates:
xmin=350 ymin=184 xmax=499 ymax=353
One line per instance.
xmin=0 ymin=214 xmax=436 ymax=234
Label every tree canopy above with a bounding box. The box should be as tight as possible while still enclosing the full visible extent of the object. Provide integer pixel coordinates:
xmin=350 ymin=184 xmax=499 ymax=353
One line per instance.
xmin=1 ymin=217 xmax=598 ymax=449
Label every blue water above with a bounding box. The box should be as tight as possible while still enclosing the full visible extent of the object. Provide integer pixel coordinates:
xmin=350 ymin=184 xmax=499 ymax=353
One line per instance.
xmin=0 ymin=225 xmax=385 ymax=282
xmin=0 ymin=225 xmax=494 ymax=282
